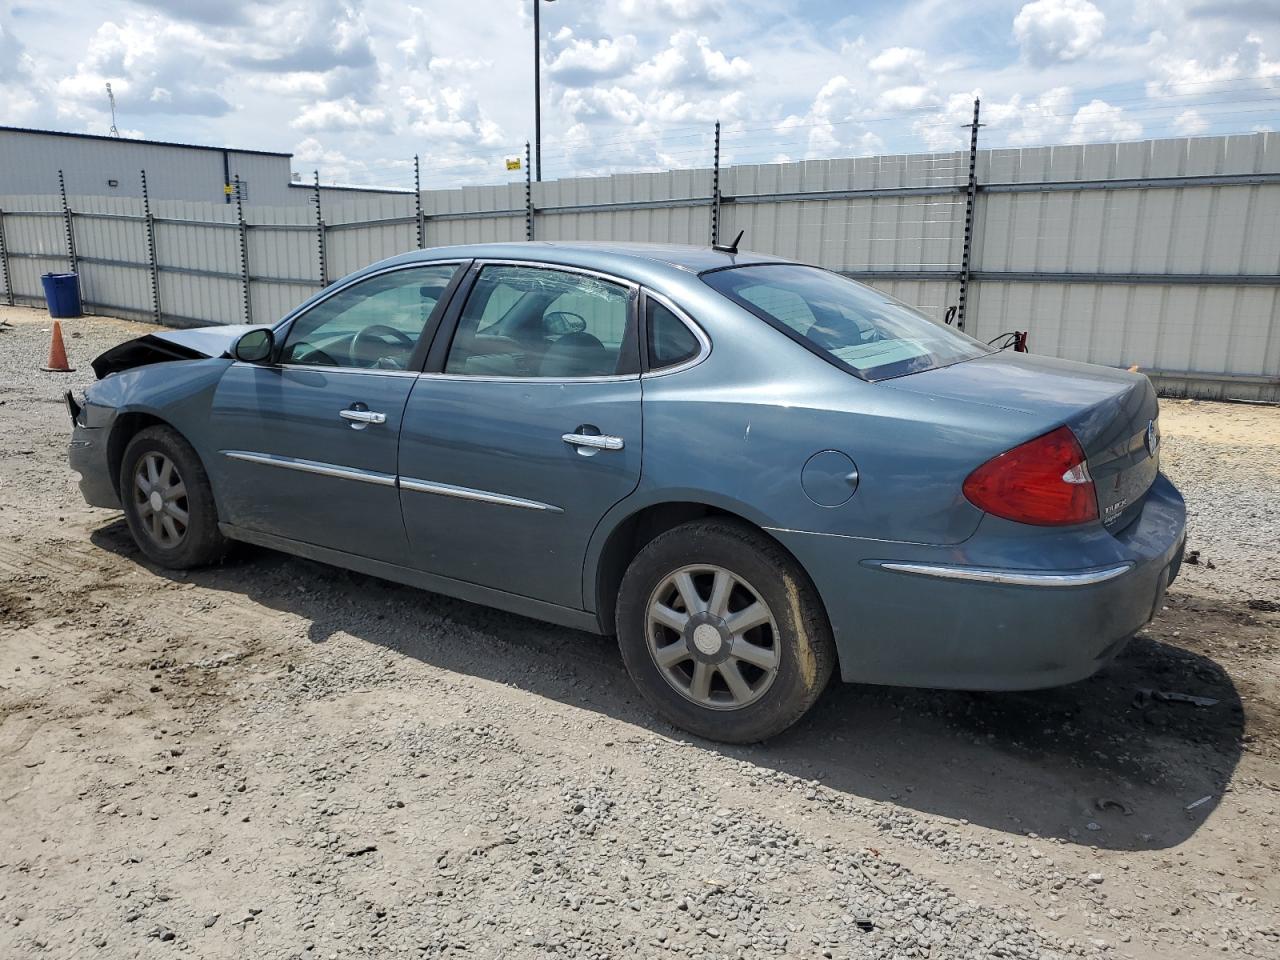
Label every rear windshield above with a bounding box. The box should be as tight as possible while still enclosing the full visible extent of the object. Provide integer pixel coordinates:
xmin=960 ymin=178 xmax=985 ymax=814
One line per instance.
xmin=702 ymin=264 xmax=991 ymax=381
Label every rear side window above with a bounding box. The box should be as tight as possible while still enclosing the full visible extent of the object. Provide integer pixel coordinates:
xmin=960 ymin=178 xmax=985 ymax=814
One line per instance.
xmin=703 ymin=264 xmax=991 ymax=381
xmin=646 ymin=298 xmax=701 ymax=370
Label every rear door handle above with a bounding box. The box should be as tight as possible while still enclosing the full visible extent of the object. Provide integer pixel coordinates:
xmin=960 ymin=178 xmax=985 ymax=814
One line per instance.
xmin=562 ymin=433 xmax=624 ymax=451
xmin=340 ymin=409 xmax=386 ymax=425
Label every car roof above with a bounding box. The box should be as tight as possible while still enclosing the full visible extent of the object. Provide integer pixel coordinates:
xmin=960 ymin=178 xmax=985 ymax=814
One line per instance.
xmin=383 ymin=241 xmax=794 ymax=282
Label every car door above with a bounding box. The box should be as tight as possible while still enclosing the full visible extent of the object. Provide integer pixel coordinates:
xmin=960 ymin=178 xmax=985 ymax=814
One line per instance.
xmin=208 ymin=261 xmax=465 ymax=565
xmin=398 ymin=261 xmax=643 ymax=609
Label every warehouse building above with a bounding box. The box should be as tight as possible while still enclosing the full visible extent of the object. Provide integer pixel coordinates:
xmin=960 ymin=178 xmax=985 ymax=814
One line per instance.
xmin=0 ymin=126 xmax=410 ymax=205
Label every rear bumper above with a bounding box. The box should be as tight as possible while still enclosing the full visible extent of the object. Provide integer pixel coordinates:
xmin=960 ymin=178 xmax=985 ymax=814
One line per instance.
xmin=771 ymin=473 xmax=1186 ymax=690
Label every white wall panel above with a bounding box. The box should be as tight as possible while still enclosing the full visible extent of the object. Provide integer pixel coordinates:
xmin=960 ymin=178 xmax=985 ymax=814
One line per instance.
xmin=1 ymin=135 xmax=1276 ymax=397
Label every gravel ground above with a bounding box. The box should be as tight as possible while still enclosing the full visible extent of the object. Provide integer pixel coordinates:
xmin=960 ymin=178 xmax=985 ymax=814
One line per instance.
xmin=1 ymin=306 xmax=1279 ymax=960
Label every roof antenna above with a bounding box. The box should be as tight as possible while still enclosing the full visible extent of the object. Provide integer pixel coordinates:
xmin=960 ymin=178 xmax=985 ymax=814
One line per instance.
xmin=106 ymin=82 xmax=120 ymax=138
xmin=712 ymin=228 xmax=744 ymax=255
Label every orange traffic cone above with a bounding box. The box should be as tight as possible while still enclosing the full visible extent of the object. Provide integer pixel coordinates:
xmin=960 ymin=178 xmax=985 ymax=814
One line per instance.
xmin=42 ymin=320 xmax=75 ymax=373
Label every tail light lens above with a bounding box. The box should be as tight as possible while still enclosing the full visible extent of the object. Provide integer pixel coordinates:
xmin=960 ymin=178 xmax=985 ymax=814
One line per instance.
xmin=963 ymin=425 xmax=1098 ymax=526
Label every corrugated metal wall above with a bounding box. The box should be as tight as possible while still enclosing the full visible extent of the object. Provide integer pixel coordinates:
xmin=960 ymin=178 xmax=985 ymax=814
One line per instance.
xmin=2 ymin=132 xmax=1276 ymax=399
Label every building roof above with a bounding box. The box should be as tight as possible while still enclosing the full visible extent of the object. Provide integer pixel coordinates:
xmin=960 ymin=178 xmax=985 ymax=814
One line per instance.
xmin=0 ymin=125 xmax=291 ymax=158
xmin=288 ymin=182 xmax=413 ymax=195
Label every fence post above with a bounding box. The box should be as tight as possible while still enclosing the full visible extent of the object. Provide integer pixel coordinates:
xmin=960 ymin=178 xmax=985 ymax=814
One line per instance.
xmin=140 ymin=170 xmax=161 ymax=324
xmin=414 ymin=154 xmax=425 ymax=249
xmin=956 ymin=97 xmax=982 ymax=332
xmin=524 ymin=141 xmax=534 ymax=241
xmin=234 ymin=175 xmax=252 ymax=324
xmin=312 ymin=170 xmax=328 ymax=288
xmin=0 ymin=208 xmax=12 ymax=307
xmin=711 ymin=119 xmax=721 ymax=246
xmin=58 ymin=169 xmax=78 ymax=275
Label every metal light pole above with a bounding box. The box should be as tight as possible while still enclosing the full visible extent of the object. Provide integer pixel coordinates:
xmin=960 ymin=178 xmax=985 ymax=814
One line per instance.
xmin=533 ymin=0 xmax=555 ymax=182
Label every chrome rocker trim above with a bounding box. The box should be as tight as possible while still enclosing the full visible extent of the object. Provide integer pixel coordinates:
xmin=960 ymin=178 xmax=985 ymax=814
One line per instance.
xmin=872 ymin=560 xmax=1134 ymax=587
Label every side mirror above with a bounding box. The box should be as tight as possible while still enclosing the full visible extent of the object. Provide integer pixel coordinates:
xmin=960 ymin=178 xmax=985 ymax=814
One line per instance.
xmin=233 ymin=328 xmax=274 ymax=363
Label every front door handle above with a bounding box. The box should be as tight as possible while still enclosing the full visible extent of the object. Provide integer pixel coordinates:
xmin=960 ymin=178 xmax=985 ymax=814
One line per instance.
xmin=562 ymin=432 xmax=624 ymax=451
xmin=340 ymin=408 xmax=386 ymax=426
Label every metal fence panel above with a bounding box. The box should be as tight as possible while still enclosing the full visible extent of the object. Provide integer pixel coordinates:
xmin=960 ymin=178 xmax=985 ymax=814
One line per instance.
xmin=1 ymin=134 xmax=1276 ymax=398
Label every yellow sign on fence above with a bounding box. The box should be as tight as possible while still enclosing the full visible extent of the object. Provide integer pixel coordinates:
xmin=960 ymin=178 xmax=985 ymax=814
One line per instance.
xmin=505 ymin=157 xmax=522 ymax=171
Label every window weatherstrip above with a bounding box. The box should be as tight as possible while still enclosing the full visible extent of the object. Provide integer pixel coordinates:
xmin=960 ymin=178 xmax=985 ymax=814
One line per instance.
xmin=222 ymin=450 xmax=397 ymax=487
xmin=399 ymin=477 xmax=563 ymax=513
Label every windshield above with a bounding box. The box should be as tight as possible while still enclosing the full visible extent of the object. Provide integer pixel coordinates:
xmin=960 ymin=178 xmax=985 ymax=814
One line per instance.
xmin=702 ymin=264 xmax=992 ymax=381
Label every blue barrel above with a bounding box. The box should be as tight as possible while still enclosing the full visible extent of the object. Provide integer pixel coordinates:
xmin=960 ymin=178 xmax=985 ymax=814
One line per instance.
xmin=41 ymin=272 xmax=82 ymax=318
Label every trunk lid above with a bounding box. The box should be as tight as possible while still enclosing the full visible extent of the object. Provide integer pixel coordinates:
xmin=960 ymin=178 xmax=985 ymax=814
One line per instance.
xmin=887 ymin=352 xmax=1160 ymax=531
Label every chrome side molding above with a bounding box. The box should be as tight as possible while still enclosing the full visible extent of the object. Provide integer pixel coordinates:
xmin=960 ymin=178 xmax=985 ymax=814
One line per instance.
xmin=871 ymin=560 xmax=1134 ymax=587
xmin=399 ymin=476 xmax=564 ymax=513
xmin=222 ymin=449 xmax=562 ymax=513
xmin=221 ymin=450 xmax=397 ymax=487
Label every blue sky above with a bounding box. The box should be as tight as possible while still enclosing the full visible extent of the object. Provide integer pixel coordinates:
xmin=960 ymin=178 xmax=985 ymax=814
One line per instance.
xmin=1 ymin=0 xmax=1278 ymax=188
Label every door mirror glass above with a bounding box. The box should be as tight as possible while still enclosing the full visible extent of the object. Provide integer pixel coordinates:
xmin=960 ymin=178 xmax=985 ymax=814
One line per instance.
xmin=233 ymin=328 xmax=274 ymax=363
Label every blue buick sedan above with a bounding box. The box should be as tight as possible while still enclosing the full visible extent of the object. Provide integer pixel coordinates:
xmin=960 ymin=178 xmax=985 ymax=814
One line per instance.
xmin=68 ymin=242 xmax=1186 ymax=742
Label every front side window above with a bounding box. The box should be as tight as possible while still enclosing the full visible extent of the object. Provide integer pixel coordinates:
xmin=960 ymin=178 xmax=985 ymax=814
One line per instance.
xmin=280 ymin=263 xmax=458 ymax=369
xmin=445 ymin=265 xmax=634 ymax=378
xmin=703 ymin=264 xmax=991 ymax=381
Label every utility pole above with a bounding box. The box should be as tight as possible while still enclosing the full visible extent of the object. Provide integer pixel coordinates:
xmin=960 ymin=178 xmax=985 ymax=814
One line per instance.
xmin=533 ymin=0 xmax=556 ymax=181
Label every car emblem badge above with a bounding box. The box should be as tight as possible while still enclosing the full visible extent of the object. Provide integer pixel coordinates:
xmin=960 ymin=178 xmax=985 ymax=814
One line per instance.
xmin=1145 ymin=419 xmax=1159 ymax=456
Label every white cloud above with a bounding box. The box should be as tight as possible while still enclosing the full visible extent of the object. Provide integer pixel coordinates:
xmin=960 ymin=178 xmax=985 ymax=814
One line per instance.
xmin=1147 ymin=33 xmax=1280 ymax=96
xmin=291 ymin=96 xmax=392 ymax=133
xmin=1068 ymin=99 xmax=1142 ymax=142
xmin=1013 ymin=0 xmax=1106 ymax=66
xmin=868 ymin=46 xmax=926 ymax=84
xmin=547 ymin=33 xmax=639 ymax=87
xmin=401 ymin=86 xmax=504 ymax=147
xmin=1174 ymin=108 xmax=1209 ymax=135
xmin=54 ymin=17 xmax=232 ymax=118
xmin=636 ymin=29 xmax=751 ymax=88
xmin=615 ymin=0 xmax=723 ymax=22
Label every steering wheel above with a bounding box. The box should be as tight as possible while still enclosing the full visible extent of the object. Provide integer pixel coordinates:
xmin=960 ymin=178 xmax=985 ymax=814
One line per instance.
xmin=350 ymin=324 xmax=415 ymax=367
xmin=286 ymin=341 xmax=337 ymax=365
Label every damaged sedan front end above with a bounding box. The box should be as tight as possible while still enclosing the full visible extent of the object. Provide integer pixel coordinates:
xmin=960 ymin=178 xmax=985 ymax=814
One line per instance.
xmin=68 ymin=324 xmax=270 ymax=509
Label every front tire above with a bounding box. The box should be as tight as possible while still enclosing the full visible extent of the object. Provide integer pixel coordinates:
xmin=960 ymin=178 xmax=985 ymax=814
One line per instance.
xmin=616 ymin=518 xmax=836 ymax=743
xmin=119 ymin=425 xmax=227 ymax=569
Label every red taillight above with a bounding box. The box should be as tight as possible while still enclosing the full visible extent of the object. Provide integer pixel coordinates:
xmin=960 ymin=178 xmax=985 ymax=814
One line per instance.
xmin=963 ymin=425 xmax=1098 ymax=526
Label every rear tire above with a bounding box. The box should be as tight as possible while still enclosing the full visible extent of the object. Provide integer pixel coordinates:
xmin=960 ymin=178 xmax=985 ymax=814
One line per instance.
xmin=119 ymin=425 xmax=227 ymax=569
xmin=616 ymin=518 xmax=836 ymax=743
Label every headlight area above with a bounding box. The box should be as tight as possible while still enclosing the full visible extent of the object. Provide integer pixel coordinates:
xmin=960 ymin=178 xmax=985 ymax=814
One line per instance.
xmin=66 ymin=392 xmax=116 ymax=430
xmin=65 ymin=389 xmax=84 ymax=426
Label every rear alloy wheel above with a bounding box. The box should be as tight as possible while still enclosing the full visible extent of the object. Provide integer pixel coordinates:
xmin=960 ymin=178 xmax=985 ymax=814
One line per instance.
xmin=120 ymin=425 xmax=227 ymax=569
xmin=645 ymin=564 xmax=781 ymax=710
xmin=617 ymin=518 xmax=836 ymax=743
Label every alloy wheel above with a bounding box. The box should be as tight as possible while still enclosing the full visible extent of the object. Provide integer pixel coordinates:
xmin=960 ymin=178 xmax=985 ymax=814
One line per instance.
xmin=645 ymin=564 xmax=780 ymax=711
xmin=132 ymin=452 xmax=189 ymax=549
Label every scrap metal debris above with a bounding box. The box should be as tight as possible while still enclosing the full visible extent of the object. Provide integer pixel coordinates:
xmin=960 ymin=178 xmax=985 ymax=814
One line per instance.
xmin=1134 ymin=688 xmax=1220 ymax=708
